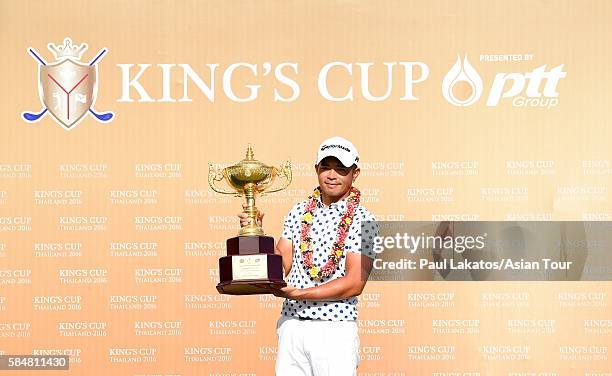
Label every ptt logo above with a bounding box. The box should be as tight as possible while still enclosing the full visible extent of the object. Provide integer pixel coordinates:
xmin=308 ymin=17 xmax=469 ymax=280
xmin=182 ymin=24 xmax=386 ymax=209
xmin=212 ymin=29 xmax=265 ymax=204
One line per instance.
xmin=22 ymin=37 xmax=114 ymax=130
xmin=442 ymin=55 xmax=483 ymax=106
xmin=442 ymin=55 xmax=566 ymax=108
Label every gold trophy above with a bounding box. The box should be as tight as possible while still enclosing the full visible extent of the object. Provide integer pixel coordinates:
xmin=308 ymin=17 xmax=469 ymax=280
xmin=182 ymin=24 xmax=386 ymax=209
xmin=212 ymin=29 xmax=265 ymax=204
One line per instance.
xmin=209 ymin=144 xmax=291 ymax=295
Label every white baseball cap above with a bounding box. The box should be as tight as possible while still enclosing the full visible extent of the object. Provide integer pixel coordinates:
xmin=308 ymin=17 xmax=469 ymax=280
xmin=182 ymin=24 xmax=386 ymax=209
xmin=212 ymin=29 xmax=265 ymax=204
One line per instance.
xmin=316 ymin=136 xmax=360 ymax=168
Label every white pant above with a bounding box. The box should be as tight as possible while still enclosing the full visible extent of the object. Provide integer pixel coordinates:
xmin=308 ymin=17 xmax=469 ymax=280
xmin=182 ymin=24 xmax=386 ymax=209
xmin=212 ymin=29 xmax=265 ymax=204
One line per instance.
xmin=275 ymin=316 xmax=360 ymax=376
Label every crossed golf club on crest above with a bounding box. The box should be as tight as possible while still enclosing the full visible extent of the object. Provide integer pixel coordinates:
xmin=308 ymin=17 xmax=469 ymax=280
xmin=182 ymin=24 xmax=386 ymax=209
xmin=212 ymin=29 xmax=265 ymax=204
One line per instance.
xmin=22 ymin=37 xmax=114 ymax=130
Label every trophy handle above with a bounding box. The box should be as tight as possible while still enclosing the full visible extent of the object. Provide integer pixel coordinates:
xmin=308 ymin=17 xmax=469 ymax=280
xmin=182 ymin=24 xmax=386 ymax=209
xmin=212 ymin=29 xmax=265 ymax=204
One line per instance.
xmin=208 ymin=162 xmax=243 ymax=196
xmin=260 ymin=160 xmax=292 ymax=195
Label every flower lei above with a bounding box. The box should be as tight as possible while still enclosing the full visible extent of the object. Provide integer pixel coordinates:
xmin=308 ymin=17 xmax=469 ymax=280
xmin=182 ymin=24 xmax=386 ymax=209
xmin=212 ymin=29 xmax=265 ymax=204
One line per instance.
xmin=299 ymin=186 xmax=361 ymax=280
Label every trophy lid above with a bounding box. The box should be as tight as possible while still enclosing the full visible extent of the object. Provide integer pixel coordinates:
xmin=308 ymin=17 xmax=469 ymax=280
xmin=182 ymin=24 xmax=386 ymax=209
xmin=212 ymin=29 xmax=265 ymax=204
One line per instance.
xmin=223 ymin=144 xmax=274 ymax=189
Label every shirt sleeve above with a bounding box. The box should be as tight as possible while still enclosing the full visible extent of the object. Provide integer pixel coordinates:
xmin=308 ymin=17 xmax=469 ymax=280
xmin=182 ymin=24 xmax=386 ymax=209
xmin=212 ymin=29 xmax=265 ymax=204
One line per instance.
xmin=344 ymin=206 xmax=379 ymax=259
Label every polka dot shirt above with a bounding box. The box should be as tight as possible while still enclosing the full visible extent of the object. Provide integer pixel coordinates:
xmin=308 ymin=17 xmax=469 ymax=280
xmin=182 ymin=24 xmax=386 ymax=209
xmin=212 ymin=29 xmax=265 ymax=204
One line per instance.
xmin=280 ymin=193 xmax=377 ymax=321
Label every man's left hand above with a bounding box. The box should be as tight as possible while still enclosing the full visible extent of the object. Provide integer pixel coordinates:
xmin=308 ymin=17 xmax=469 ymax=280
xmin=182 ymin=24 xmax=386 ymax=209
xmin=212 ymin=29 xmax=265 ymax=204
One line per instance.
xmin=258 ymin=284 xmax=303 ymax=299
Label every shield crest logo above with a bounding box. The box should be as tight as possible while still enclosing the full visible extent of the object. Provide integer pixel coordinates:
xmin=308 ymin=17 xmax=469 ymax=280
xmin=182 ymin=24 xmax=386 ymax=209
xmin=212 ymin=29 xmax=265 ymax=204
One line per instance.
xmin=22 ymin=37 xmax=113 ymax=130
xmin=40 ymin=59 xmax=96 ymax=130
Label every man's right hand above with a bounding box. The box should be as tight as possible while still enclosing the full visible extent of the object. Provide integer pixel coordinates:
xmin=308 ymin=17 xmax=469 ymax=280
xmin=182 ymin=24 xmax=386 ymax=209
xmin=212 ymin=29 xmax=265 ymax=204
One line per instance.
xmin=238 ymin=203 xmax=264 ymax=227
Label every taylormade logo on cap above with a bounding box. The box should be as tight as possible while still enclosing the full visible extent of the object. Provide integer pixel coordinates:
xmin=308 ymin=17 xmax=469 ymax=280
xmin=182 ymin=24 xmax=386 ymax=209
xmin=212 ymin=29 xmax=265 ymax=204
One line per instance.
xmin=316 ymin=136 xmax=360 ymax=168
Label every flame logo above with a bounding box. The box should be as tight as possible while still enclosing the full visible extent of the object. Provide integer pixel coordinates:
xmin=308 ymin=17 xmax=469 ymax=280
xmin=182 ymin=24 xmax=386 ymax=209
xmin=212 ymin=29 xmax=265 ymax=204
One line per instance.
xmin=442 ymin=55 xmax=483 ymax=106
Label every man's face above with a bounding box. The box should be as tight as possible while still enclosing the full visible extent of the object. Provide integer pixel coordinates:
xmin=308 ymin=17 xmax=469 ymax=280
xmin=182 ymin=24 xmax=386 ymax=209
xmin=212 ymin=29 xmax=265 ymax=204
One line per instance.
xmin=315 ymin=157 xmax=360 ymax=199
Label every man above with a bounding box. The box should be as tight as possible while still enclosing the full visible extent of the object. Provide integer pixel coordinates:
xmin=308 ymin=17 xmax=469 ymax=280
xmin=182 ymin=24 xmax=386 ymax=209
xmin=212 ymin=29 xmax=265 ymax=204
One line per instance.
xmin=239 ymin=136 xmax=377 ymax=376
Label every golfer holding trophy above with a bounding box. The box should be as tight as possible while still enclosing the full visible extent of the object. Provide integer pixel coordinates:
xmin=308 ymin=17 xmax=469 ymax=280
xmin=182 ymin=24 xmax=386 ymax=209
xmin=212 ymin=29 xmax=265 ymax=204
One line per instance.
xmin=210 ymin=137 xmax=377 ymax=375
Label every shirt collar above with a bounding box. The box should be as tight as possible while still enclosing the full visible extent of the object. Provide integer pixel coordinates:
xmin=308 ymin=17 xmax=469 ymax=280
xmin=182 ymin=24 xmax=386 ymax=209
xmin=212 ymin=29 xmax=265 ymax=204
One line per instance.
xmin=316 ymin=192 xmax=348 ymax=213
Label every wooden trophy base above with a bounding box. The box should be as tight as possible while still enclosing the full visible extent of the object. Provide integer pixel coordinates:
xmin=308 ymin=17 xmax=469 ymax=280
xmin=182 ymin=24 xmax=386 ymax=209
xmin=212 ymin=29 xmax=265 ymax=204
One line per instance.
xmin=217 ymin=236 xmax=286 ymax=295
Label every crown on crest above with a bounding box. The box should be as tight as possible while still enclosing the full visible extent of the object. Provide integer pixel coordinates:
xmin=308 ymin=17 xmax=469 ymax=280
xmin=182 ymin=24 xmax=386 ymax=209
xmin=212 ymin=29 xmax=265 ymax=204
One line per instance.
xmin=47 ymin=37 xmax=88 ymax=61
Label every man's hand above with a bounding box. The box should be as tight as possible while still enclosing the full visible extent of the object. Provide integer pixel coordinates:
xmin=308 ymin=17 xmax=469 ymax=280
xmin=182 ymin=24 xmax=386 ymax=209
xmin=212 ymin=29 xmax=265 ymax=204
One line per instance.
xmin=238 ymin=203 xmax=264 ymax=227
xmin=268 ymin=284 xmax=303 ymax=299
xmin=254 ymin=284 xmax=303 ymax=299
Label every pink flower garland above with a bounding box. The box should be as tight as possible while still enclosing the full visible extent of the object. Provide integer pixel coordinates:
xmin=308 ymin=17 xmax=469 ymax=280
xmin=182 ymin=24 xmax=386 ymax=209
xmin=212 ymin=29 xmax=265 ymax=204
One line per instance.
xmin=299 ymin=186 xmax=361 ymax=280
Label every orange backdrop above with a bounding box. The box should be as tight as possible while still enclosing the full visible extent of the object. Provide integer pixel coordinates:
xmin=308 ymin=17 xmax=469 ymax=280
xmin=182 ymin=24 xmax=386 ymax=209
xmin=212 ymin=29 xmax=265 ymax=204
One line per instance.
xmin=1 ymin=1 xmax=611 ymax=375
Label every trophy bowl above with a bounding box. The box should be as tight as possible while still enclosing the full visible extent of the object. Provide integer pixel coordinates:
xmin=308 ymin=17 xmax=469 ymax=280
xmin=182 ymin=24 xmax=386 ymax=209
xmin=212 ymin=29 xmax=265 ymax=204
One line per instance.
xmin=224 ymin=161 xmax=274 ymax=190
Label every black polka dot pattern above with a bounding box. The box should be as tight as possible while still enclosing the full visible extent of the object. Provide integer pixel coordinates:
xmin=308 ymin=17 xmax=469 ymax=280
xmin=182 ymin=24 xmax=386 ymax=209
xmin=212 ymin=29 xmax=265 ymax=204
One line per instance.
xmin=280 ymin=193 xmax=377 ymax=321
